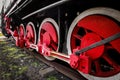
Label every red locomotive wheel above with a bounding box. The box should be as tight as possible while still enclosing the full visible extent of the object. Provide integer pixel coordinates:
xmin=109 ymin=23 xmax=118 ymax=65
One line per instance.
xmin=25 ymin=22 xmax=36 ymax=48
xmin=19 ymin=24 xmax=25 ymax=38
xmin=67 ymin=8 xmax=120 ymax=80
xmin=18 ymin=24 xmax=25 ymax=47
xmin=38 ymin=18 xmax=59 ymax=60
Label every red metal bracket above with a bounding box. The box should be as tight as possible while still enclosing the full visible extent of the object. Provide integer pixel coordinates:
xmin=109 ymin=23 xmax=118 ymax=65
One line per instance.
xmin=37 ymin=42 xmax=51 ymax=56
xmin=78 ymin=54 xmax=91 ymax=74
xmin=70 ymin=48 xmax=91 ymax=74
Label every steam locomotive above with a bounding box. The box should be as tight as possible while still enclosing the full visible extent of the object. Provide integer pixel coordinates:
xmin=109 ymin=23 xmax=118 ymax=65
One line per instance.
xmin=1 ymin=0 xmax=120 ymax=80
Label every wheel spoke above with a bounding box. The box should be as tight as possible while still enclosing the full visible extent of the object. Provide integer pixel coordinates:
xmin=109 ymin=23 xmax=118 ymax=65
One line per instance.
xmin=94 ymin=60 xmax=102 ymax=74
xmin=73 ymin=34 xmax=82 ymax=40
xmin=84 ymin=29 xmax=89 ymax=34
xmin=102 ymin=54 xmax=120 ymax=70
xmin=51 ymin=41 xmax=57 ymax=50
xmin=49 ymin=35 xmax=58 ymax=50
xmin=41 ymin=28 xmax=46 ymax=33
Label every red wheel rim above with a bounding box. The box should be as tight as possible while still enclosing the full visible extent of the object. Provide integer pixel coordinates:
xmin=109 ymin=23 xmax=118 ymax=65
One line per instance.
xmin=39 ymin=22 xmax=58 ymax=51
xmin=25 ymin=23 xmax=36 ymax=48
xmin=70 ymin=15 xmax=120 ymax=77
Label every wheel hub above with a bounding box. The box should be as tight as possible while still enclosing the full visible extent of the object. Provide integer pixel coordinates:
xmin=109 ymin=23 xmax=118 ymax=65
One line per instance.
xmin=81 ymin=33 xmax=104 ymax=60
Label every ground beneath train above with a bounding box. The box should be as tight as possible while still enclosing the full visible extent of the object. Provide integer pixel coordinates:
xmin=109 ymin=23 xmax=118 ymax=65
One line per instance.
xmin=0 ymin=39 xmax=71 ymax=80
